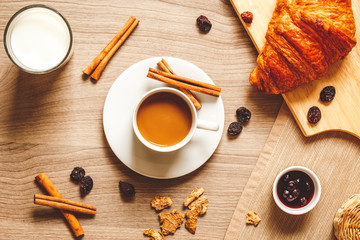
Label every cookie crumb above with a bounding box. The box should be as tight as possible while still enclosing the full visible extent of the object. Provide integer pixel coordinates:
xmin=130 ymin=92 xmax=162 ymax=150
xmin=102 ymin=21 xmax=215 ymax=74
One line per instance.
xmin=184 ymin=187 xmax=204 ymax=207
xmin=188 ymin=196 xmax=209 ymax=215
xmin=246 ymin=211 xmax=261 ymax=226
xmin=151 ymin=196 xmax=173 ymax=211
xmin=143 ymin=229 xmax=165 ymax=240
xmin=159 ymin=209 xmax=184 ymax=235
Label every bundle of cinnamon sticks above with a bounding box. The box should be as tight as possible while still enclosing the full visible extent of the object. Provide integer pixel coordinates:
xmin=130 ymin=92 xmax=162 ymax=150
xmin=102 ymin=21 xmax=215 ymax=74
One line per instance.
xmin=83 ymin=16 xmax=139 ymax=81
xmin=34 ymin=194 xmax=97 ymax=215
xmin=157 ymin=59 xmax=202 ymax=110
xmin=147 ymin=63 xmax=221 ymax=98
xmin=35 ymin=173 xmax=97 ymax=237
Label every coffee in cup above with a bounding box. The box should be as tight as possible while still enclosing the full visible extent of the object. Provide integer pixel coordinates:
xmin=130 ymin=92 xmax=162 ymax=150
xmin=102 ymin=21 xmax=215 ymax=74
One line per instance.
xmin=136 ymin=91 xmax=192 ymax=147
xmin=133 ymin=87 xmax=219 ymax=152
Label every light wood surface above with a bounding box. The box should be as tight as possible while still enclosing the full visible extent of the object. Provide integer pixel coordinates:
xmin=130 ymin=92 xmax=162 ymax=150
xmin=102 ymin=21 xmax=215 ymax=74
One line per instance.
xmin=230 ymin=0 xmax=360 ymax=139
xmin=0 ymin=0 xmax=283 ymax=239
xmin=225 ymin=103 xmax=360 ymax=239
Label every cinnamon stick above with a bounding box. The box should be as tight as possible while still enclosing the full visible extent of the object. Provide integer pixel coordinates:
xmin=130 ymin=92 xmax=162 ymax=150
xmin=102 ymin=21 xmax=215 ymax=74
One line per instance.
xmin=157 ymin=59 xmax=174 ymax=74
xmin=91 ymin=18 xmax=140 ymax=80
xmin=147 ymin=71 xmax=220 ymax=97
xmin=148 ymin=68 xmax=221 ymax=92
xmin=35 ymin=173 xmax=84 ymax=237
xmin=34 ymin=194 xmax=97 ymax=215
xmin=157 ymin=59 xmax=202 ymax=110
xmin=82 ymin=16 xmax=136 ymax=75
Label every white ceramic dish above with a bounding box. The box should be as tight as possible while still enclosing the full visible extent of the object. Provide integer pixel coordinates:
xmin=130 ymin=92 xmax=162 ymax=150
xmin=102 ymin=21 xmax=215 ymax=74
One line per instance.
xmin=273 ymin=166 xmax=321 ymax=215
xmin=103 ymin=57 xmax=224 ymax=179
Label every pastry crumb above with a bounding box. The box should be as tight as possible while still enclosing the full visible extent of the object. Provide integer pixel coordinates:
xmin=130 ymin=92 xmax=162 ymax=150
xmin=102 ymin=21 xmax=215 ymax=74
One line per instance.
xmin=184 ymin=187 xmax=204 ymax=207
xmin=159 ymin=209 xmax=184 ymax=235
xmin=246 ymin=211 xmax=261 ymax=226
xmin=185 ymin=205 xmax=202 ymax=234
xmin=151 ymin=196 xmax=173 ymax=211
xmin=188 ymin=196 xmax=209 ymax=215
xmin=143 ymin=228 xmax=165 ymax=240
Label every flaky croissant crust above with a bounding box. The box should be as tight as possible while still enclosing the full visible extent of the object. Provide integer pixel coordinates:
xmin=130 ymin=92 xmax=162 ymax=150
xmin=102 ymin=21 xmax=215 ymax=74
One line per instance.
xmin=250 ymin=0 xmax=357 ymax=94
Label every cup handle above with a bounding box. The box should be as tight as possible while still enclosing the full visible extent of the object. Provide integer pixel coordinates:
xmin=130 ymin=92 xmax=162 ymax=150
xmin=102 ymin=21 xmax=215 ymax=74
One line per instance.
xmin=196 ymin=119 xmax=219 ymax=131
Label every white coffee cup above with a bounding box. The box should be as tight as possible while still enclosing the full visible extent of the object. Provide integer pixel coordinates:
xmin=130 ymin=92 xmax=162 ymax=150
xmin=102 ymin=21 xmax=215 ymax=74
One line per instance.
xmin=133 ymin=87 xmax=219 ymax=152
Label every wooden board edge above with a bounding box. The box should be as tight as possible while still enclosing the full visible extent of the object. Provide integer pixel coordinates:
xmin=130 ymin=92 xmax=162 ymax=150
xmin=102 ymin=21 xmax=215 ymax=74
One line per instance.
xmin=283 ymin=94 xmax=360 ymax=139
xmin=229 ymin=0 xmax=261 ymax=52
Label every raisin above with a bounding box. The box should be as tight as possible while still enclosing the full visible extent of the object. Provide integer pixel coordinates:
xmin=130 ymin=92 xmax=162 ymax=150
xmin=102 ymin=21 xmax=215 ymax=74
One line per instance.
xmin=241 ymin=11 xmax=253 ymax=24
xmin=119 ymin=181 xmax=135 ymax=196
xmin=307 ymin=106 xmax=321 ymax=124
xmin=282 ymin=190 xmax=290 ymax=198
xmin=320 ymin=86 xmax=335 ymax=103
xmin=300 ymin=197 xmax=308 ymax=206
xmin=227 ymin=122 xmax=243 ymax=136
xmin=292 ymin=188 xmax=300 ymax=198
xmin=287 ymin=194 xmax=295 ymax=202
xmin=287 ymin=181 xmax=296 ymax=191
xmin=196 ymin=15 xmax=212 ymax=33
xmin=283 ymin=174 xmax=290 ymax=182
xmin=236 ymin=107 xmax=251 ymax=123
xmin=70 ymin=167 xmax=85 ymax=182
xmin=80 ymin=176 xmax=93 ymax=195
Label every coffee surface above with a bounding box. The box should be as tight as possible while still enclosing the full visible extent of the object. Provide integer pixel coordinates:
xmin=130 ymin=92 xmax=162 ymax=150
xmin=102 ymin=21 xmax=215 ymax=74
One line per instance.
xmin=137 ymin=92 xmax=192 ymax=147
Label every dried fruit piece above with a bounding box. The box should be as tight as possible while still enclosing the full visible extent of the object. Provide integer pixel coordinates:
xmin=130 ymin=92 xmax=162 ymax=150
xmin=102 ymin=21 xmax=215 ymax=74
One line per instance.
xmin=159 ymin=209 xmax=185 ymax=235
xmin=241 ymin=11 xmax=253 ymax=24
xmin=143 ymin=229 xmax=165 ymax=240
xmin=227 ymin=122 xmax=243 ymax=136
xmin=185 ymin=205 xmax=202 ymax=234
xmin=188 ymin=196 xmax=209 ymax=215
xmin=284 ymin=174 xmax=290 ymax=182
xmin=70 ymin=167 xmax=85 ymax=182
xmin=196 ymin=15 xmax=212 ymax=33
xmin=282 ymin=190 xmax=290 ymax=198
xmin=287 ymin=180 xmax=296 ymax=191
xmin=236 ymin=107 xmax=251 ymax=123
xmin=300 ymin=197 xmax=308 ymax=207
xmin=119 ymin=181 xmax=135 ymax=196
xmin=151 ymin=196 xmax=173 ymax=211
xmin=320 ymin=86 xmax=336 ymax=103
xmin=246 ymin=211 xmax=261 ymax=226
xmin=184 ymin=187 xmax=204 ymax=207
xmin=80 ymin=176 xmax=93 ymax=195
xmin=307 ymin=106 xmax=322 ymax=124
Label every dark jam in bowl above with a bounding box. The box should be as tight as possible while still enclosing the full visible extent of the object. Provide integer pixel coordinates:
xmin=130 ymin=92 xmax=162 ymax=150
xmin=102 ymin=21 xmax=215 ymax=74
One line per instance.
xmin=277 ymin=170 xmax=314 ymax=208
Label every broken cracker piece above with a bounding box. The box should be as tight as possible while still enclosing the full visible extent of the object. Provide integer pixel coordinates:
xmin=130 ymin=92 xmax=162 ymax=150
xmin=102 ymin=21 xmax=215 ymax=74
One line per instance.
xmin=151 ymin=196 xmax=173 ymax=211
xmin=143 ymin=228 xmax=165 ymax=240
xmin=185 ymin=205 xmax=202 ymax=234
xmin=184 ymin=187 xmax=204 ymax=207
xmin=158 ymin=209 xmax=184 ymax=235
xmin=188 ymin=196 xmax=209 ymax=215
xmin=246 ymin=211 xmax=261 ymax=226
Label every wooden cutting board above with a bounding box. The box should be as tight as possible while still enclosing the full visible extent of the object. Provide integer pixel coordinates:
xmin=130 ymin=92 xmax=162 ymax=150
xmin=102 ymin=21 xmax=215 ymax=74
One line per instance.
xmin=230 ymin=0 xmax=360 ymax=139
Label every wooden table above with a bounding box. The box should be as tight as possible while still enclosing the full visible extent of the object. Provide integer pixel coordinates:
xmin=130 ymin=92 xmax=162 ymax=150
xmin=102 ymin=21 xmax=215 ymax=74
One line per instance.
xmin=0 ymin=1 xmax=283 ymax=239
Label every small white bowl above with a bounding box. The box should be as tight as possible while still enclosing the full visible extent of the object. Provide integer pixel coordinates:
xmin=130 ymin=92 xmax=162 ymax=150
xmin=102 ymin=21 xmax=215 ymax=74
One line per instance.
xmin=273 ymin=166 xmax=321 ymax=215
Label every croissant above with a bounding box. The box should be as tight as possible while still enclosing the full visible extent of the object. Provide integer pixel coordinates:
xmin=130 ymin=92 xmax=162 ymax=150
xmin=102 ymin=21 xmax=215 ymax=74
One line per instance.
xmin=249 ymin=0 xmax=357 ymax=94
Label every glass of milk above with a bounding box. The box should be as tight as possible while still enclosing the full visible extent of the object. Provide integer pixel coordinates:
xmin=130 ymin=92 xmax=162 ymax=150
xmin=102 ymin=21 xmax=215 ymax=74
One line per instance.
xmin=4 ymin=5 xmax=73 ymax=74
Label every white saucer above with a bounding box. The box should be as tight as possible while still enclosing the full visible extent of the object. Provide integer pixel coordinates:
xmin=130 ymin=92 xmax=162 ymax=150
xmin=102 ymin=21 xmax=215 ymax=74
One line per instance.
xmin=103 ymin=57 xmax=224 ymax=179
